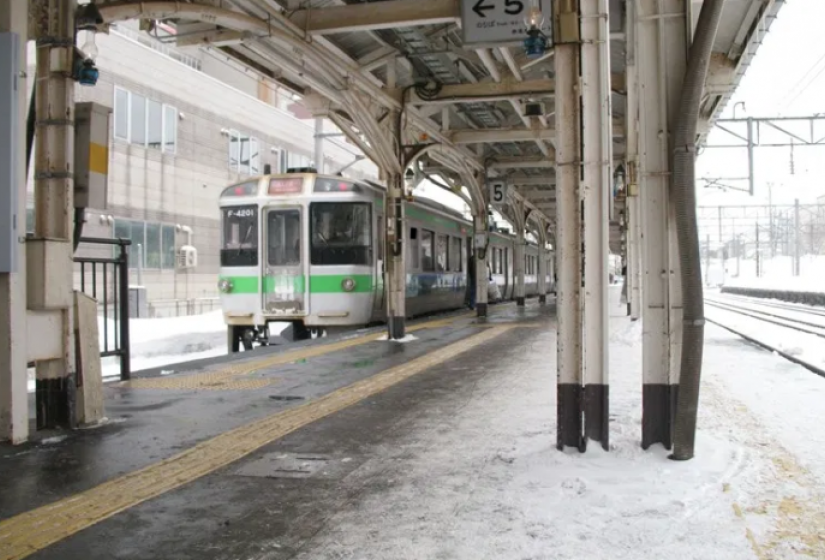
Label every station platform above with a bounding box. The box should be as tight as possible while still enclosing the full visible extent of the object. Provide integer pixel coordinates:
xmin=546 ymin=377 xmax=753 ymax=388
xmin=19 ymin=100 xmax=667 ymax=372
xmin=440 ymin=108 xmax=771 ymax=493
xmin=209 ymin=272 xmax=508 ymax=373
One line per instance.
xmin=2 ymin=290 xmax=825 ymax=560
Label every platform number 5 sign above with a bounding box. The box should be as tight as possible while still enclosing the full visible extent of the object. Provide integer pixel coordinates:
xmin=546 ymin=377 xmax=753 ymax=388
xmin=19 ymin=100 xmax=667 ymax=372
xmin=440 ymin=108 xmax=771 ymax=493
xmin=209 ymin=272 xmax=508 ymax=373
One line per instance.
xmin=489 ymin=180 xmax=508 ymax=206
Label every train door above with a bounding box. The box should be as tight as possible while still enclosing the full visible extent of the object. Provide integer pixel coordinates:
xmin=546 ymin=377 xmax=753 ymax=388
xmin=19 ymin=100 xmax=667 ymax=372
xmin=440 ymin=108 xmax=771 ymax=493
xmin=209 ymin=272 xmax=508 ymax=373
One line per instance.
xmin=371 ymin=202 xmax=385 ymax=321
xmin=261 ymin=206 xmax=306 ymax=318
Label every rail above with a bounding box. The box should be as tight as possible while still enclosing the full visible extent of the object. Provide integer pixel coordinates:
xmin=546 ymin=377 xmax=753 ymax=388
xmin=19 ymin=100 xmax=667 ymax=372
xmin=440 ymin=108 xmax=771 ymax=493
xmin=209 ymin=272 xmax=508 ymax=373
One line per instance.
xmin=74 ymin=237 xmax=132 ymax=381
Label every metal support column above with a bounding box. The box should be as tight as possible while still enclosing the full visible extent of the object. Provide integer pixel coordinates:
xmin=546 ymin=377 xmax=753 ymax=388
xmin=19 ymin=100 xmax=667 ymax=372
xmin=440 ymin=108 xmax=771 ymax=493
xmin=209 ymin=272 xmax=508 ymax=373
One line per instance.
xmin=581 ymin=0 xmax=611 ymax=449
xmin=515 ymin=225 xmax=526 ymax=307
xmin=0 ymin=0 xmax=29 ymax=443
xmin=626 ymin=0 xmax=642 ymax=322
xmin=32 ymin=0 xmax=78 ymax=430
xmin=555 ymin=0 xmax=584 ymax=451
xmin=474 ymin=213 xmax=489 ymax=317
xmin=537 ymin=233 xmax=548 ymax=304
xmin=637 ymin=0 xmax=687 ymax=449
xmin=314 ymin=117 xmax=324 ymax=173
xmin=385 ymin=172 xmax=406 ymax=339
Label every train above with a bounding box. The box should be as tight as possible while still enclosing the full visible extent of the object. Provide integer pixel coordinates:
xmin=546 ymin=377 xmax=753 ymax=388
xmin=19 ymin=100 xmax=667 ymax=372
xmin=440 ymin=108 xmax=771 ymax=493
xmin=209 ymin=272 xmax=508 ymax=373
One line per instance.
xmin=218 ymin=170 xmax=553 ymax=351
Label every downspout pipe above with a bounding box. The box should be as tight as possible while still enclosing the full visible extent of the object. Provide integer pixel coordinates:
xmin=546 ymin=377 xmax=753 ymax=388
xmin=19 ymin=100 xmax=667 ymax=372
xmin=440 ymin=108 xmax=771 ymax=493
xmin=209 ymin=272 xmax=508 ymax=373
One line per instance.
xmin=670 ymin=0 xmax=725 ymax=461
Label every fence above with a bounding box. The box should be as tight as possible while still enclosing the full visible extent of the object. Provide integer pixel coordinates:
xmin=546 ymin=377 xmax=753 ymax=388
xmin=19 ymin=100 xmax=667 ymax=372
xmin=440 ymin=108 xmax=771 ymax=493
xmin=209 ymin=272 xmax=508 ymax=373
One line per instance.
xmin=74 ymin=237 xmax=132 ymax=380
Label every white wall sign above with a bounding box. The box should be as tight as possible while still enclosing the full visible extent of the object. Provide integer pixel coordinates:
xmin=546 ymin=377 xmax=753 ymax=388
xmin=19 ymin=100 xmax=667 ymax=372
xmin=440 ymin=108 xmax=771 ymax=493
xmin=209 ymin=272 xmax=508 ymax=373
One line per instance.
xmin=489 ymin=180 xmax=508 ymax=206
xmin=460 ymin=0 xmax=554 ymax=46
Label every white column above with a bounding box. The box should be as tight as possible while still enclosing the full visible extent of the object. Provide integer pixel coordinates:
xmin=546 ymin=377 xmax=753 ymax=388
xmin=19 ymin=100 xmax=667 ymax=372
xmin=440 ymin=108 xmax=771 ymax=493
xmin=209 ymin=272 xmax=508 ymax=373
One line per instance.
xmin=314 ymin=117 xmax=324 ymax=173
xmin=555 ymin=28 xmax=583 ymax=451
xmin=515 ymin=226 xmax=526 ymax=306
xmin=581 ymin=0 xmax=611 ymax=449
xmin=626 ymin=1 xmax=642 ymax=322
xmin=537 ymin=240 xmax=548 ymax=303
xmin=637 ymin=0 xmax=687 ymax=449
xmin=385 ymin=172 xmax=406 ymax=339
xmin=474 ymin=213 xmax=489 ymax=316
xmin=0 ymin=0 xmax=29 ymax=443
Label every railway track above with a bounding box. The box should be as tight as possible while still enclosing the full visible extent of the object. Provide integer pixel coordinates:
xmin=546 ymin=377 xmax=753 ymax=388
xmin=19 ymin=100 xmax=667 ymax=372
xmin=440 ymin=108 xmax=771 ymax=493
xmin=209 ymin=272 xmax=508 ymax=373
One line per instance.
xmin=705 ymin=295 xmax=825 ymax=377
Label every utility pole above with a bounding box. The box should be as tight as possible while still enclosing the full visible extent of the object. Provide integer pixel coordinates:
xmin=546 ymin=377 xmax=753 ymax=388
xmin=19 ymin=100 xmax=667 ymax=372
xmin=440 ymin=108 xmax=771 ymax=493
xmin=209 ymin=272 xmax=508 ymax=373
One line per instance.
xmin=755 ymin=224 xmax=760 ymax=277
xmin=768 ymin=183 xmax=775 ymax=258
xmin=794 ymin=199 xmax=801 ymax=276
xmin=705 ymin=234 xmax=710 ymax=286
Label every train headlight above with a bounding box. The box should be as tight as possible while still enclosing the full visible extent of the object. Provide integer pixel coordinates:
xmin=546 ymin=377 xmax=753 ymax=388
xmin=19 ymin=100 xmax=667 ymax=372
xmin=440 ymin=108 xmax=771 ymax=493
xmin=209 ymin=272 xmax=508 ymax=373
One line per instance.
xmin=341 ymin=278 xmax=356 ymax=292
xmin=218 ymin=279 xmax=234 ymax=294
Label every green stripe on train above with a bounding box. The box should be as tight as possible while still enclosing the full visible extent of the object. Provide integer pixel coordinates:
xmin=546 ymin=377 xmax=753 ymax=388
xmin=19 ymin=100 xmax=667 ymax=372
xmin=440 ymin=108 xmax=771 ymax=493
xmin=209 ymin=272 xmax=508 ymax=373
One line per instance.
xmin=310 ymin=274 xmax=373 ymax=293
xmin=220 ymin=274 xmax=373 ymax=294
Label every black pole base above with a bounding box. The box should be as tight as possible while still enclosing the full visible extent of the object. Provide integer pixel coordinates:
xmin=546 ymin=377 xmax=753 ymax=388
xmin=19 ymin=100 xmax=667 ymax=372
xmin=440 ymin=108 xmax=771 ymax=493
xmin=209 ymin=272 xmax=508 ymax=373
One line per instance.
xmin=388 ymin=315 xmax=406 ymax=339
xmin=584 ymin=384 xmax=609 ymax=450
xmin=476 ymin=302 xmax=488 ymax=317
xmin=557 ymin=383 xmax=583 ymax=451
xmin=641 ymin=384 xmax=678 ymax=450
xmin=516 ymin=297 xmax=525 ymax=307
xmin=36 ymin=376 xmax=76 ymax=431
xmin=539 ymin=294 xmax=546 ymax=304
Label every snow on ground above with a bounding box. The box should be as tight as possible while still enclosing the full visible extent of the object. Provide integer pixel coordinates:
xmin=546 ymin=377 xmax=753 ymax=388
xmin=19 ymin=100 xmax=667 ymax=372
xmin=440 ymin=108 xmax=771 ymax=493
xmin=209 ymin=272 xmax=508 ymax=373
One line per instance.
xmin=289 ymin=289 xmax=825 ymax=560
xmin=704 ymin=302 xmax=825 ymax=371
xmin=722 ymin=255 xmax=825 ymax=292
xmin=27 ymin=311 xmax=288 ymax=391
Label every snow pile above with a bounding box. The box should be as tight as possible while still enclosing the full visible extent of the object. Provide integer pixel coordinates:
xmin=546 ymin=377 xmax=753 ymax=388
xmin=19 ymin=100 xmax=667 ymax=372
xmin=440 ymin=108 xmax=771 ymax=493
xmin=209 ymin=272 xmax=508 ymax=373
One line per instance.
xmin=722 ymin=254 xmax=825 ymax=293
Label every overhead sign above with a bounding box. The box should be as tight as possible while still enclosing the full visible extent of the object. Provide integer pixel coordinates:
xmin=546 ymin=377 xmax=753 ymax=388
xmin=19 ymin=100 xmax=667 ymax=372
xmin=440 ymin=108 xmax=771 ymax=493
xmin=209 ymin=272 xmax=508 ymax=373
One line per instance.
xmin=460 ymin=0 xmax=554 ymax=46
xmin=489 ymin=180 xmax=508 ymax=206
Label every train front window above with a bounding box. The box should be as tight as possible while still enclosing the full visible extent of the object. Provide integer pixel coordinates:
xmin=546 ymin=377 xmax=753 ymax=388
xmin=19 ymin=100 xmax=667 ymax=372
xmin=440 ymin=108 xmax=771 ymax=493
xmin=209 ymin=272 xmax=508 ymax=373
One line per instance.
xmin=267 ymin=209 xmax=301 ymax=267
xmin=221 ymin=206 xmax=258 ymax=267
xmin=310 ymin=202 xmax=371 ymax=266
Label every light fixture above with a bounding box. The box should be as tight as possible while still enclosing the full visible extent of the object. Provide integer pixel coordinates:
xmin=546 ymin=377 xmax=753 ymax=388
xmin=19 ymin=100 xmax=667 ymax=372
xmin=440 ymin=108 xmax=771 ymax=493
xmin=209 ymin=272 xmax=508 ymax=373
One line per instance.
xmin=524 ymin=0 xmax=545 ymax=29
xmin=341 ymin=278 xmax=356 ymax=292
xmin=81 ymin=30 xmax=98 ymax=61
xmin=523 ymin=0 xmax=548 ymax=58
xmin=75 ymin=2 xmax=103 ymax=31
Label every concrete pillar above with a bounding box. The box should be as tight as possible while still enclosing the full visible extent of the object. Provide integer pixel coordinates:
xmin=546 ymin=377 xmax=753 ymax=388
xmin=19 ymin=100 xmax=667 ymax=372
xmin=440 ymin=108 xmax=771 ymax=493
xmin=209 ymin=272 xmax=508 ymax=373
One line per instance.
xmin=554 ymin=2 xmax=583 ymax=451
xmin=581 ymin=0 xmax=611 ymax=450
xmin=515 ymin=226 xmax=526 ymax=306
xmin=313 ymin=117 xmax=324 ymax=173
xmin=636 ymin=0 xmax=687 ymax=449
xmin=385 ymin=172 xmax=406 ymax=339
xmin=474 ymin=213 xmax=489 ymax=317
xmin=0 ymin=0 xmax=29 ymax=443
xmin=31 ymin=0 xmax=78 ymax=430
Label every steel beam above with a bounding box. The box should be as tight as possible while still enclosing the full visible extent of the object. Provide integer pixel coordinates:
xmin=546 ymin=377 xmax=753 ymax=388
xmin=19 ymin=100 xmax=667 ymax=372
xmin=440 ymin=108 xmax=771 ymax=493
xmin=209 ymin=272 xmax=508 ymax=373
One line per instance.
xmin=581 ymin=0 xmax=610 ymax=450
xmin=288 ymin=0 xmax=458 ymax=35
xmin=449 ymin=127 xmax=556 ymax=144
xmin=489 ymin=157 xmax=556 ymax=169
xmin=394 ymin=78 xmax=555 ymax=106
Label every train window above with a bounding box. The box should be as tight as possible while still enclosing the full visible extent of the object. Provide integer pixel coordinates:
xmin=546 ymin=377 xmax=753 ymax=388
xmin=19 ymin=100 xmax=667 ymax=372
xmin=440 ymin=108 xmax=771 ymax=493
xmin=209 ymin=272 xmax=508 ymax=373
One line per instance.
xmin=221 ymin=205 xmax=258 ymax=267
xmin=421 ymin=229 xmax=434 ymax=272
xmin=267 ymin=210 xmax=301 ymax=267
xmin=451 ymin=237 xmax=462 ymax=272
xmin=310 ymin=203 xmax=372 ymax=266
xmin=436 ymin=234 xmax=448 ymax=272
xmin=408 ymin=227 xmax=420 ymax=269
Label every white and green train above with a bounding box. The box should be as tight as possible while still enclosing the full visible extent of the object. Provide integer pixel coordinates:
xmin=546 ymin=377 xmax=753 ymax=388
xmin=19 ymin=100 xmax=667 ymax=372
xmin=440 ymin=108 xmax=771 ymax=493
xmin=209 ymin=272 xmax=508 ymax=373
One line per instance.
xmin=218 ymin=171 xmax=552 ymax=351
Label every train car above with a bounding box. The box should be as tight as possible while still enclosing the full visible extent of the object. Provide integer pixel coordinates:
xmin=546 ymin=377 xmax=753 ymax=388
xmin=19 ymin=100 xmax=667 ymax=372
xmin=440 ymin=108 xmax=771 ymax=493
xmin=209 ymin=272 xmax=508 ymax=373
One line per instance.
xmin=218 ymin=170 xmax=553 ymax=352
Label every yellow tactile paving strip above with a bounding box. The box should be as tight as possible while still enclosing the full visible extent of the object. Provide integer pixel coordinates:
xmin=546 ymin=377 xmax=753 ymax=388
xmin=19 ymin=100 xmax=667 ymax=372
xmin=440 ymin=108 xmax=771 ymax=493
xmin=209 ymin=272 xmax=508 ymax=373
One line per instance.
xmin=123 ymin=314 xmax=471 ymax=391
xmin=0 ymin=324 xmax=510 ymax=560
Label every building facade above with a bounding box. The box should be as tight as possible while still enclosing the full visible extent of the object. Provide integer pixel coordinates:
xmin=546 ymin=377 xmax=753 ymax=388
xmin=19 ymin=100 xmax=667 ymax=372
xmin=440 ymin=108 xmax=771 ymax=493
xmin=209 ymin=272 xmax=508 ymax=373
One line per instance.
xmin=27 ymin=24 xmax=377 ymax=317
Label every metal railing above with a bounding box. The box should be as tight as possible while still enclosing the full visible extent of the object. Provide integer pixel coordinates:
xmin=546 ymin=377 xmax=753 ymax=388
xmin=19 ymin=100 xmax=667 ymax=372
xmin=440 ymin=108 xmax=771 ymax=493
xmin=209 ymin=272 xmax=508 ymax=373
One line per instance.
xmin=74 ymin=237 xmax=132 ymax=380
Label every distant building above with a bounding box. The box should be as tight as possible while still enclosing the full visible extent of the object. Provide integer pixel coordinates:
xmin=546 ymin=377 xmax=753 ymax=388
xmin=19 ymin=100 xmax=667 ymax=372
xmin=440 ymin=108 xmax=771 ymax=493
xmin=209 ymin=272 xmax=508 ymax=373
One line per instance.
xmin=26 ymin=23 xmax=377 ymax=317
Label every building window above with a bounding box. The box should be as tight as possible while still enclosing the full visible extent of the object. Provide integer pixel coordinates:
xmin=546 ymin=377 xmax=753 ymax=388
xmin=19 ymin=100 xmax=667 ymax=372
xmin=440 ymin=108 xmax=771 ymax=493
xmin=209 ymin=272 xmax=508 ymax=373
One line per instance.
xmin=229 ymin=130 xmax=260 ymax=175
xmin=113 ymin=87 xmax=177 ymax=153
xmin=114 ymin=219 xmax=177 ymax=270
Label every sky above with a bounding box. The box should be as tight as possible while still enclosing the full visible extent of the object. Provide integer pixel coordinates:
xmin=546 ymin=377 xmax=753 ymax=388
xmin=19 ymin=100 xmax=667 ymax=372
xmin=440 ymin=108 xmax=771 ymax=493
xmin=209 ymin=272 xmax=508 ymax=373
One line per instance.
xmin=697 ymin=0 xmax=825 ymax=207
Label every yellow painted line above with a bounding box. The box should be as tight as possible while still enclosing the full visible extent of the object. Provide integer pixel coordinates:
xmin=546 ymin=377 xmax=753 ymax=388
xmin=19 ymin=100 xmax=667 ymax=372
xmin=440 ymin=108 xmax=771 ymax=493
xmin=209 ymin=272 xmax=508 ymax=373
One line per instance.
xmin=123 ymin=312 xmax=473 ymax=390
xmin=0 ymin=325 xmax=510 ymax=560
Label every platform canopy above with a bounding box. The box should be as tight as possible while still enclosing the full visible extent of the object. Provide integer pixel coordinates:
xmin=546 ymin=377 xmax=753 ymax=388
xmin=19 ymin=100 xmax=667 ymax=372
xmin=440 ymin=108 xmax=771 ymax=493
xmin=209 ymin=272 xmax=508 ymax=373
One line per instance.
xmin=97 ymin=0 xmax=781 ymax=249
